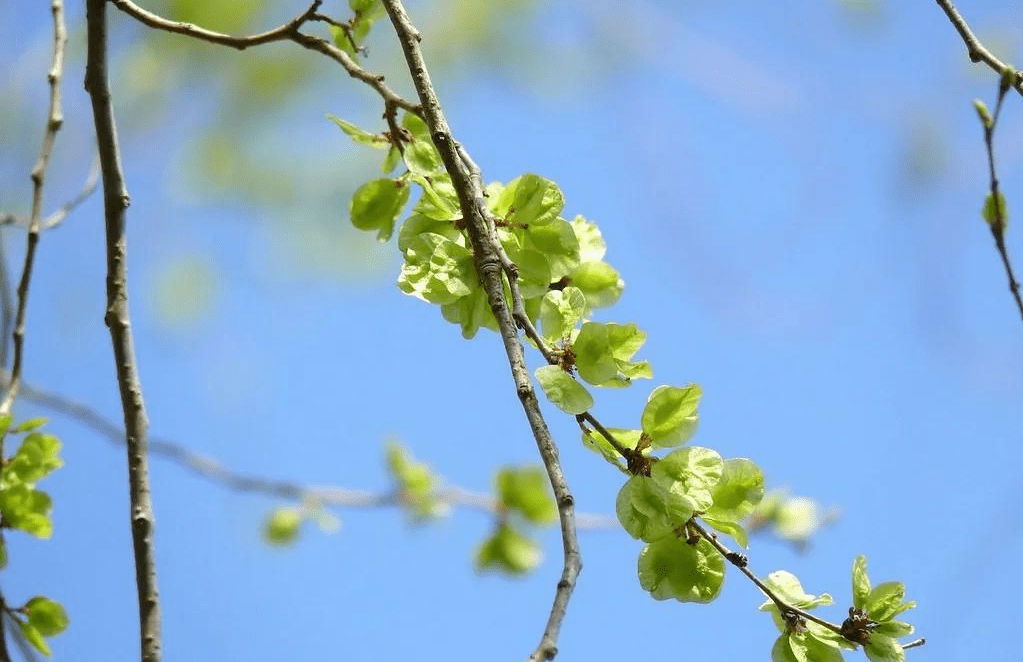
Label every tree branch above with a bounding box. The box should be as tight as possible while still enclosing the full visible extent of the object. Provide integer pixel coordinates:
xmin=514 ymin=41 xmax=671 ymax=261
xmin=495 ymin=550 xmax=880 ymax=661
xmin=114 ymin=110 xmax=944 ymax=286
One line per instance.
xmin=0 ymin=0 xmax=68 ymax=419
xmin=933 ymin=0 xmax=1023 ymax=98
xmin=107 ymin=0 xmax=322 ymax=50
xmin=10 ymin=376 xmax=619 ymax=529
xmin=84 ymin=1 xmax=161 ymax=660
xmin=380 ymin=2 xmax=580 ymax=659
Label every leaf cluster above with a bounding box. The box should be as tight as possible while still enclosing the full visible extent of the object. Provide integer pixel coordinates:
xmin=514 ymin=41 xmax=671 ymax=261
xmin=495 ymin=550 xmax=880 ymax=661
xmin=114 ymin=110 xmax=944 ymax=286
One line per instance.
xmin=0 ymin=416 xmax=68 ymax=656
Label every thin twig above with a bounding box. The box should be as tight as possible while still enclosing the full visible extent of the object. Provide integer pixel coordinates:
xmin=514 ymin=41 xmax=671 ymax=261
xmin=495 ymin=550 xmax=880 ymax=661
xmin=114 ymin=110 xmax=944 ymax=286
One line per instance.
xmin=688 ymin=520 xmax=845 ymax=637
xmin=380 ymin=2 xmax=580 ymax=659
xmin=0 ymin=156 xmax=101 ymax=231
xmin=10 ymin=376 xmax=618 ymax=528
xmin=84 ymin=1 xmax=161 ymax=660
xmin=0 ymin=0 xmax=68 ymax=419
xmin=977 ymin=78 xmax=1023 ymax=323
xmin=43 ymin=155 xmax=101 ymax=230
xmin=933 ymin=0 xmax=1023 ymax=98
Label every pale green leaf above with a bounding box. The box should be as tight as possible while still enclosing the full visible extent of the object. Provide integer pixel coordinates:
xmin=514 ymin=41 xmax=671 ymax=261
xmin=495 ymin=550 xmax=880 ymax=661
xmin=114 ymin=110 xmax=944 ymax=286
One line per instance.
xmin=637 ymin=537 xmax=724 ymax=603
xmin=535 ymin=365 xmax=593 ymax=415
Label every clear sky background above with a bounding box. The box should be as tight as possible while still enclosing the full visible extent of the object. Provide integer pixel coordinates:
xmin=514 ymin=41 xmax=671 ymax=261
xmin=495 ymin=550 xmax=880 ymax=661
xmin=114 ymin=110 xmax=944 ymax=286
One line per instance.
xmin=1 ymin=1 xmax=1021 ymax=660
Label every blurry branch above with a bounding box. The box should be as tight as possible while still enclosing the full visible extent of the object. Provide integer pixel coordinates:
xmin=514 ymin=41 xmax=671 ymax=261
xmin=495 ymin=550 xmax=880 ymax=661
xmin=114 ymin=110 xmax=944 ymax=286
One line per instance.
xmin=10 ymin=376 xmax=617 ymax=528
xmin=109 ymin=0 xmax=420 ymax=147
xmin=380 ymin=3 xmax=580 ymax=660
xmin=84 ymin=0 xmax=162 ymax=660
xmin=974 ymin=77 xmax=1023 ymax=323
xmin=933 ymin=0 xmax=1023 ymax=98
xmin=0 ymin=0 xmax=68 ymax=420
xmin=1 ymin=156 xmax=101 ymax=231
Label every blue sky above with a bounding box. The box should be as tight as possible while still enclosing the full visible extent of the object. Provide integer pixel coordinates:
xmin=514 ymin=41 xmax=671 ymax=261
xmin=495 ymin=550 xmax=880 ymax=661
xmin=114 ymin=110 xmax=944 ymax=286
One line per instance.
xmin=2 ymin=1 xmax=1021 ymax=660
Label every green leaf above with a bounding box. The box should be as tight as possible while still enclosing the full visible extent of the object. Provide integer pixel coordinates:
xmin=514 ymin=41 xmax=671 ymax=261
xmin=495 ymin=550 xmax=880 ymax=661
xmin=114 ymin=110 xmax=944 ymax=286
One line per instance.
xmin=637 ymin=536 xmax=724 ymax=603
xmin=852 ymin=554 xmax=871 ymax=609
xmin=772 ymin=496 xmax=822 ymax=543
xmin=382 ymin=145 xmax=401 ymax=173
xmin=539 ymin=287 xmax=586 ymax=341
xmin=982 ymin=191 xmax=1009 ymax=230
xmin=573 ymin=322 xmax=618 ymax=385
xmin=523 ymin=219 xmax=580 ymax=280
xmin=874 ymin=620 xmax=914 ymax=638
xmin=700 ymin=516 xmax=750 ymax=548
xmin=398 ymin=233 xmax=475 ymax=304
xmin=476 ymin=523 xmax=541 ymax=574
xmin=573 ymin=322 xmax=651 ymax=387
xmin=0 ymin=537 xmax=7 ymax=570
xmin=350 ymin=178 xmax=410 ymax=242
xmin=580 ymin=428 xmax=629 ymax=473
xmin=385 ymin=442 xmax=447 ymax=520
xmin=397 ymin=213 xmax=461 ymax=254
xmin=264 ymin=507 xmax=302 ymax=546
xmin=650 ymin=446 xmax=722 ymax=514
xmin=535 ymin=365 xmax=593 ymax=415
xmin=13 ymin=417 xmax=48 ymax=433
xmin=20 ymin=620 xmax=50 ymax=657
xmin=787 ymin=631 xmax=844 ymax=662
xmin=349 ymin=0 xmax=384 ymax=17
xmin=402 ymin=111 xmax=430 ymax=139
xmin=603 ymin=323 xmax=652 ymax=387
xmin=25 ymin=597 xmax=69 ymax=637
xmin=0 ymin=484 xmax=52 ymax=538
xmin=440 ymin=288 xmax=492 ymax=339
xmin=411 ymin=174 xmax=460 ymax=221
xmin=864 ymin=634 xmax=905 ymax=662
xmin=496 ymin=466 xmax=556 ymax=525
xmin=328 ymin=22 xmax=371 ymax=60
xmin=570 ymin=261 xmax=622 ymax=309
xmin=493 ymin=174 xmax=564 ymax=227
xmin=704 ymin=458 xmax=764 ymax=536
xmin=504 ymin=246 xmax=551 ymax=299
xmin=327 ymin=115 xmax=388 ymax=149
xmin=3 ymin=433 xmax=63 ymax=486
xmin=759 ymin=571 xmax=833 ymax=614
xmin=571 ymin=216 xmax=606 ymax=262
xmin=616 ymin=475 xmax=690 ymax=542
xmin=0 ymin=414 xmax=11 ymax=436
xmin=641 ymin=385 xmax=701 ymax=447
xmin=403 ymin=136 xmax=443 ymax=176
xmin=771 ymin=635 xmax=799 ymax=662
xmin=866 ymin=581 xmax=910 ymax=622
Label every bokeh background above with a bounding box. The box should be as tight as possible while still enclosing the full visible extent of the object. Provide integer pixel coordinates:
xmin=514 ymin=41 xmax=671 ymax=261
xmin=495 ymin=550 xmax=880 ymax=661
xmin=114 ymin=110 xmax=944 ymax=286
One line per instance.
xmin=1 ymin=0 xmax=1021 ymax=660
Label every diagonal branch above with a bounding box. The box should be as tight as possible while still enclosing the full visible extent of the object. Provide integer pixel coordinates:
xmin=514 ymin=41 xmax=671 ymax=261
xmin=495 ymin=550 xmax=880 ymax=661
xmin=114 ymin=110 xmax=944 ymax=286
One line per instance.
xmin=84 ymin=1 xmax=161 ymax=660
xmin=380 ymin=2 xmax=580 ymax=660
xmin=933 ymin=0 xmax=1023 ymax=98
